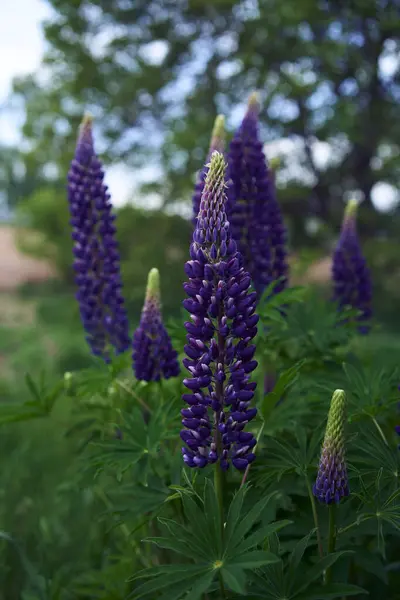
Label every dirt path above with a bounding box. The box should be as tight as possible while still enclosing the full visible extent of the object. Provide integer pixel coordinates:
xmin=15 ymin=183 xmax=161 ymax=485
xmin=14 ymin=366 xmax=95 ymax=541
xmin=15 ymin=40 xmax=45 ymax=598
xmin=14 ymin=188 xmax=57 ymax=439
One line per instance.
xmin=0 ymin=225 xmax=56 ymax=290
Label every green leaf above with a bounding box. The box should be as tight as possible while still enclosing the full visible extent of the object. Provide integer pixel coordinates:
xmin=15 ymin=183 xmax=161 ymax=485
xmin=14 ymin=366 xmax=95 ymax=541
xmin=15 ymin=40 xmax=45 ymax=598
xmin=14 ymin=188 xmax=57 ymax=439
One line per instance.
xmin=157 ymin=518 xmax=209 ymax=561
xmin=239 ymin=520 xmax=292 ymax=554
xmin=295 ymin=583 xmax=368 ymax=600
xmin=294 ymin=552 xmax=353 ymax=596
xmin=222 ymin=566 xmax=247 ymax=595
xmin=144 ymin=536 xmax=202 ymax=562
xmin=261 ymin=361 xmax=306 ymax=421
xmin=226 ymin=492 xmax=278 ymax=553
xmin=131 ymin=565 xmax=209 ymax=598
xmin=224 ymin=485 xmax=247 ymax=549
xmin=228 ymin=550 xmax=280 ymax=569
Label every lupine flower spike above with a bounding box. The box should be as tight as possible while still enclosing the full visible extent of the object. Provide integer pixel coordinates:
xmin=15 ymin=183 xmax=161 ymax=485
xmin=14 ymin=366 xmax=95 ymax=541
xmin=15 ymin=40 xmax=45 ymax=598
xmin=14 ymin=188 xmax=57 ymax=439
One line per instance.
xmin=181 ymin=151 xmax=259 ymax=471
xmin=132 ymin=268 xmax=180 ymax=382
xmin=313 ymin=389 xmax=349 ymax=504
xmin=228 ymin=92 xmax=288 ymax=297
xmin=192 ymin=115 xmax=226 ymax=225
xmin=67 ymin=114 xmax=130 ymax=362
xmin=332 ymin=199 xmax=372 ymax=333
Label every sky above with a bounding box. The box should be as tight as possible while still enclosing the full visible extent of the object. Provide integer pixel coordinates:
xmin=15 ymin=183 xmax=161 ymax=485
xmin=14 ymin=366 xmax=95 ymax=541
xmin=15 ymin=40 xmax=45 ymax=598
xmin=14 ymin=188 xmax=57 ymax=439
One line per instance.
xmin=0 ymin=0 xmax=398 ymax=213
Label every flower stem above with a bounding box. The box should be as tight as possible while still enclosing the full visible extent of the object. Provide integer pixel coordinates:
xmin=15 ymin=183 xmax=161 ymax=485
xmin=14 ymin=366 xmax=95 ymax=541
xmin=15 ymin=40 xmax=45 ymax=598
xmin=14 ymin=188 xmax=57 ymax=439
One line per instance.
xmin=305 ymin=477 xmax=323 ymax=559
xmin=214 ymin=460 xmax=226 ymax=598
xmin=240 ymin=421 xmax=265 ymax=488
xmin=324 ymin=504 xmax=337 ymax=584
xmin=116 ymin=379 xmax=152 ymax=414
xmin=372 ymin=416 xmax=389 ymax=447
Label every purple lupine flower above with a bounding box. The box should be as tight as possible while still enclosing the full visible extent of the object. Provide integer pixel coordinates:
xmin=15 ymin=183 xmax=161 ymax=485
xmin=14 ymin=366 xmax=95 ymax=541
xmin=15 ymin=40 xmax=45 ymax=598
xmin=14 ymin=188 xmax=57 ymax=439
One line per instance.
xmin=332 ymin=199 xmax=372 ymax=334
xmin=181 ymin=151 xmax=259 ymax=471
xmin=67 ymin=115 xmax=130 ymax=361
xmin=132 ymin=268 xmax=180 ymax=382
xmin=228 ymin=92 xmax=288 ymax=298
xmin=192 ymin=115 xmax=227 ymax=226
xmin=313 ymin=389 xmax=349 ymax=504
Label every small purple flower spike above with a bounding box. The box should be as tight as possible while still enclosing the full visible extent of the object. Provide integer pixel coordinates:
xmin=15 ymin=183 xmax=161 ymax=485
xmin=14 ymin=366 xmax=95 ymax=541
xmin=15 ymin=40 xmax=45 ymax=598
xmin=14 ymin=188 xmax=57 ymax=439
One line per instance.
xmin=192 ymin=115 xmax=227 ymax=226
xmin=132 ymin=268 xmax=180 ymax=382
xmin=67 ymin=114 xmax=130 ymax=362
xmin=181 ymin=151 xmax=259 ymax=471
xmin=228 ymin=92 xmax=288 ymax=298
xmin=332 ymin=199 xmax=372 ymax=333
xmin=313 ymin=389 xmax=349 ymax=504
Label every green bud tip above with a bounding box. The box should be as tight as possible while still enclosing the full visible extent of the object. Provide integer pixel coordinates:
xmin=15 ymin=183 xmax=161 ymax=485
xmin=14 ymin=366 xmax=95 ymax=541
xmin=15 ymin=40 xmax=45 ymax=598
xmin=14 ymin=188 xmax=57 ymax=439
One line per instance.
xmin=78 ymin=113 xmax=93 ymax=142
xmin=247 ymin=91 xmax=260 ymax=114
xmin=205 ymin=151 xmax=227 ymax=189
xmin=211 ymin=115 xmax=225 ymax=141
xmin=269 ymin=157 xmax=281 ymax=172
xmin=325 ymin=389 xmax=346 ymax=442
xmin=146 ymin=267 xmax=160 ymax=301
xmin=344 ymin=198 xmax=358 ymax=221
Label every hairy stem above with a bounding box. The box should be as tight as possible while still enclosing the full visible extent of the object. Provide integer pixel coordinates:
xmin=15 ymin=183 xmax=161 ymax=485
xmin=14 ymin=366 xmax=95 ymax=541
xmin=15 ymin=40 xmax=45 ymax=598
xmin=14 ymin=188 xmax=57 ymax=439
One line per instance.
xmin=324 ymin=504 xmax=337 ymax=584
xmin=372 ymin=416 xmax=389 ymax=447
xmin=305 ymin=477 xmax=323 ymax=559
xmin=240 ymin=421 xmax=265 ymax=488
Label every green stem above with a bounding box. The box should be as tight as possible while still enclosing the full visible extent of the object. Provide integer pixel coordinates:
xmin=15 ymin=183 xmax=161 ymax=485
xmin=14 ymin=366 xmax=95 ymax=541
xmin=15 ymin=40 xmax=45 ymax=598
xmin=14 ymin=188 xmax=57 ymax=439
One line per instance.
xmin=214 ymin=434 xmax=226 ymax=598
xmin=372 ymin=416 xmax=389 ymax=447
xmin=305 ymin=477 xmax=323 ymax=559
xmin=324 ymin=504 xmax=337 ymax=584
xmin=116 ymin=379 xmax=152 ymax=414
xmin=240 ymin=421 xmax=265 ymax=488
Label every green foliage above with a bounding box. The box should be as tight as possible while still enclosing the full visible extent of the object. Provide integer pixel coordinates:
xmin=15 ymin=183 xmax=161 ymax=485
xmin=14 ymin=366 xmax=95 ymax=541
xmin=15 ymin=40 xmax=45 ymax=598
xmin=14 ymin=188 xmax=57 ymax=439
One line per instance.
xmin=1 ymin=281 xmax=400 ymax=599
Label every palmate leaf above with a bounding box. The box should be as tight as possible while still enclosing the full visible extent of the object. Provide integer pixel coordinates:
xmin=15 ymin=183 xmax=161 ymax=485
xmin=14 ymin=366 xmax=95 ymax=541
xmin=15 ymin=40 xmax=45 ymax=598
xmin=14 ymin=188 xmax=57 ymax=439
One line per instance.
xmin=249 ymin=531 xmax=355 ymax=599
xmin=343 ymin=359 xmax=399 ymax=419
xmin=254 ymin=426 xmax=323 ymax=487
xmin=85 ymin=401 xmax=177 ymax=481
xmin=130 ymin=483 xmax=284 ymax=598
xmin=294 ymin=583 xmax=367 ymax=599
xmin=261 ymin=360 xmax=306 ymax=422
xmin=0 ymin=373 xmax=64 ymax=425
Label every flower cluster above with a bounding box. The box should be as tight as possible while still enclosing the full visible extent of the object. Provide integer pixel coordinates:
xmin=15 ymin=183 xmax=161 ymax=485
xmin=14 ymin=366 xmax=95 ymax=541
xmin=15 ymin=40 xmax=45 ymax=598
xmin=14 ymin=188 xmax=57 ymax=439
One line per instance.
xmin=181 ymin=151 xmax=258 ymax=471
xmin=313 ymin=389 xmax=349 ymax=504
xmin=67 ymin=115 xmax=130 ymax=361
xmin=192 ymin=115 xmax=226 ymax=225
xmin=332 ymin=199 xmax=372 ymax=333
xmin=132 ymin=268 xmax=180 ymax=381
xmin=228 ymin=93 xmax=288 ymax=297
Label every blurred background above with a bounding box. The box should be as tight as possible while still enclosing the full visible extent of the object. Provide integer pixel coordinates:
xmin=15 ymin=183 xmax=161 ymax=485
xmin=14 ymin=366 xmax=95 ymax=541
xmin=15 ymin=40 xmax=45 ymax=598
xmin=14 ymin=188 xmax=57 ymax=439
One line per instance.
xmin=0 ymin=1 xmax=399 ymax=594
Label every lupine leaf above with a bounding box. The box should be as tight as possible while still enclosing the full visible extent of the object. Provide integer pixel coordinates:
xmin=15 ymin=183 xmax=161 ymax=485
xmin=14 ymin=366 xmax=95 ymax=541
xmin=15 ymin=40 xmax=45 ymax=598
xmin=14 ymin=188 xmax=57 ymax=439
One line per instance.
xmin=293 ymin=551 xmax=354 ymax=596
xmin=228 ymin=550 xmax=280 ymax=569
xmin=238 ymin=520 xmax=292 ymax=554
xmin=294 ymin=583 xmax=368 ymax=599
xmin=221 ymin=566 xmax=247 ymax=594
xmin=226 ymin=492 xmax=278 ymax=552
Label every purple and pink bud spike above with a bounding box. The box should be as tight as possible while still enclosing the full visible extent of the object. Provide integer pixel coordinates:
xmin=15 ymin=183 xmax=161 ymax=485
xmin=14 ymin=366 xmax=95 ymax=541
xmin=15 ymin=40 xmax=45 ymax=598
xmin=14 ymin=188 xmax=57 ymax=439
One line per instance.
xmin=181 ymin=151 xmax=259 ymax=471
xmin=132 ymin=268 xmax=180 ymax=382
xmin=67 ymin=114 xmax=130 ymax=362
xmin=192 ymin=115 xmax=227 ymax=225
xmin=228 ymin=92 xmax=288 ymax=298
xmin=332 ymin=199 xmax=372 ymax=333
xmin=313 ymin=389 xmax=349 ymax=504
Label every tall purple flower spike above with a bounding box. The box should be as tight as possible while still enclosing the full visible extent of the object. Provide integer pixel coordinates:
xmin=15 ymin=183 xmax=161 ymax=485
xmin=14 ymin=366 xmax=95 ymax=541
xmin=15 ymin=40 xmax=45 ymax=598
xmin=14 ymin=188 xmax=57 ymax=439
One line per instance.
xmin=332 ymin=199 xmax=372 ymax=334
xmin=181 ymin=151 xmax=259 ymax=471
xmin=313 ymin=389 xmax=349 ymax=504
xmin=228 ymin=92 xmax=288 ymax=298
xmin=132 ymin=268 xmax=180 ymax=382
xmin=67 ymin=114 xmax=130 ymax=362
xmin=192 ymin=115 xmax=227 ymax=226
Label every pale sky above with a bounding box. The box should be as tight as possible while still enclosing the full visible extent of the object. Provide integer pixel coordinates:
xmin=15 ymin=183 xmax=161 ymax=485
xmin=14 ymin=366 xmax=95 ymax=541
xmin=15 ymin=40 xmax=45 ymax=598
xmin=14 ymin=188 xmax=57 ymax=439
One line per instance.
xmin=0 ymin=1 xmax=398 ymax=212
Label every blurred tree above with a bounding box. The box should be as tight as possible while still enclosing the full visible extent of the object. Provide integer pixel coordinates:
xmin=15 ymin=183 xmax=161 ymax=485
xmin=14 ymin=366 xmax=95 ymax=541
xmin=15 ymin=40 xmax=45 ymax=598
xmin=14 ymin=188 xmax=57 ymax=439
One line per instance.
xmin=8 ymin=0 xmax=400 ymax=243
xmin=17 ymin=188 xmax=191 ymax=317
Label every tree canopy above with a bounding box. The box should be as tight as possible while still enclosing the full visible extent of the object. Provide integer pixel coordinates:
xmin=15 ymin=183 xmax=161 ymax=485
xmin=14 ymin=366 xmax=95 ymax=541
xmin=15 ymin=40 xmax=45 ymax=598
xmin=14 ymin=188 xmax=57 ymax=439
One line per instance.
xmin=5 ymin=0 xmax=400 ymax=242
